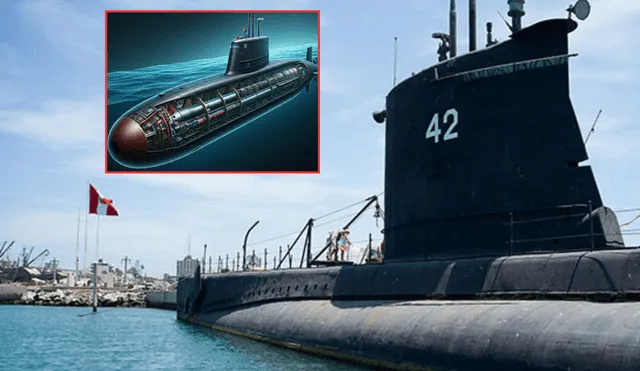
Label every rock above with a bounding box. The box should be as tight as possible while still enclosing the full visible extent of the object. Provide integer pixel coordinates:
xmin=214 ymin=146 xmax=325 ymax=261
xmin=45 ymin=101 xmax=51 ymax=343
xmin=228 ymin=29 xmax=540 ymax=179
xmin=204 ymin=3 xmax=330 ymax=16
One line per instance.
xmin=13 ymin=287 xmax=149 ymax=308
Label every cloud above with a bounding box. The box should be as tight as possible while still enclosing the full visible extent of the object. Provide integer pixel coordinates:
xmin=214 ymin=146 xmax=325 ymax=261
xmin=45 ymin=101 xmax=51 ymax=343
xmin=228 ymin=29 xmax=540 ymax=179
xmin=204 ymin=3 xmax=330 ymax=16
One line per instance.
xmin=0 ymin=97 xmax=104 ymax=150
xmin=64 ymin=145 xmax=368 ymax=207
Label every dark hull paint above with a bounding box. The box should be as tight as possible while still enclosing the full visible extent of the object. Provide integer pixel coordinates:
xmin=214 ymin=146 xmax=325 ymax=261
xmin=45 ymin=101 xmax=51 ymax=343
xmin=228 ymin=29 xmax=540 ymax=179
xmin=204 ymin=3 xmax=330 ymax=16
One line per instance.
xmin=135 ymin=59 xmax=308 ymax=108
xmin=178 ymin=16 xmax=639 ymax=371
xmin=179 ymin=299 xmax=640 ymax=371
xmin=178 ymin=250 xmax=640 ymax=318
xmin=115 ymin=88 xmax=307 ymax=168
xmin=384 ymin=19 xmax=622 ymax=262
xmin=178 ymin=249 xmax=640 ymax=370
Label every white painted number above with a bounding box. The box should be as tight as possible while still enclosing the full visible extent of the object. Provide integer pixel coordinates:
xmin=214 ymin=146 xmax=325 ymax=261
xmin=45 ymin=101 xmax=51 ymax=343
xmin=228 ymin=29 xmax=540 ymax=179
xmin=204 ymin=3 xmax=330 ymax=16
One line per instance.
xmin=425 ymin=112 xmax=442 ymax=143
xmin=425 ymin=108 xmax=459 ymax=143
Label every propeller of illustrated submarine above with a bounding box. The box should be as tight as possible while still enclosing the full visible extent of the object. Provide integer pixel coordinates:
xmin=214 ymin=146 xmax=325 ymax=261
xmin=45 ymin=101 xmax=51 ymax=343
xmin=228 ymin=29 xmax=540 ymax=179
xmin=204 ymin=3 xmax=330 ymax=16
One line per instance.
xmin=305 ymin=46 xmax=318 ymax=93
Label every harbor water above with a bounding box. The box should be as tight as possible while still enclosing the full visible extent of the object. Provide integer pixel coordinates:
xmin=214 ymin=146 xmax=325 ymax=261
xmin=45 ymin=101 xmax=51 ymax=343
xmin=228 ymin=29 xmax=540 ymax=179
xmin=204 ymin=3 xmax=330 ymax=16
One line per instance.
xmin=0 ymin=306 xmax=367 ymax=371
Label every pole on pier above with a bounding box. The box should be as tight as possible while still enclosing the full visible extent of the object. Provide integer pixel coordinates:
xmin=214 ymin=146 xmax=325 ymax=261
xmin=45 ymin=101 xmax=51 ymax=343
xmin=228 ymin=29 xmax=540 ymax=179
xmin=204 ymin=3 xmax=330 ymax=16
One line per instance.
xmin=202 ymin=244 xmax=207 ymax=275
xmin=92 ymin=262 xmax=98 ymax=312
xmin=75 ymin=208 xmax=80 ymax=281
xmin=52 ymin=258 xmax=58 ymax=283
xmin=121 ymin=256 xmax=130 ymax=285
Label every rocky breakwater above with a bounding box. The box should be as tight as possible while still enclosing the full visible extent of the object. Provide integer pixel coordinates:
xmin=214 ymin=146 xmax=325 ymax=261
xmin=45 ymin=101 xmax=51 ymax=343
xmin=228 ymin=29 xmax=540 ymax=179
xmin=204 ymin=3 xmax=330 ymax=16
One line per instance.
xmin=0 ymin=284 xmax=28 ymax=304
xmin=18 ymin=288 xmax=147 ymax=307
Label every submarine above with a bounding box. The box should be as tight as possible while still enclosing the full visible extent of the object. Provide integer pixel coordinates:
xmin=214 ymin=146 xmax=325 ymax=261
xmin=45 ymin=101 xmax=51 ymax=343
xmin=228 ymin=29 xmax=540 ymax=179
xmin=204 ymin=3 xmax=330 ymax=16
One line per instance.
xmin=107 ymin=12 xmax=318 ymax=169
xmin=178 ymin=1 xmax=640 ymax=370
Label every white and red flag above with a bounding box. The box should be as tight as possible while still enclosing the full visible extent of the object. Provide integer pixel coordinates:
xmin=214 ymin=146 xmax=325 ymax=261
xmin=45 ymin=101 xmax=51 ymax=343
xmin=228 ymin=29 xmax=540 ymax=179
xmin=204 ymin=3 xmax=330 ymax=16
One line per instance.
xmin=88 ymin=184 xmax=119 ymax=216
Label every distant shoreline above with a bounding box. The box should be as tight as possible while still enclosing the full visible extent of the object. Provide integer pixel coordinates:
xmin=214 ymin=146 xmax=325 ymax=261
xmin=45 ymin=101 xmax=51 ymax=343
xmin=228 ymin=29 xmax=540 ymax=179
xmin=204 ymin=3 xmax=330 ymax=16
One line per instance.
xmin=0 ymin=284 xmax=175 ymax=309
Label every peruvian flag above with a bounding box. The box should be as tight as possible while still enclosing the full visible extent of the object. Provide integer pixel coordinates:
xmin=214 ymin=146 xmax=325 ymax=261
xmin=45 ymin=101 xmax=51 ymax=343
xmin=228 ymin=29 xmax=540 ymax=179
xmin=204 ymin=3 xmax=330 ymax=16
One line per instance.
xmin=89 ymin=184 xmax=119 ymax=216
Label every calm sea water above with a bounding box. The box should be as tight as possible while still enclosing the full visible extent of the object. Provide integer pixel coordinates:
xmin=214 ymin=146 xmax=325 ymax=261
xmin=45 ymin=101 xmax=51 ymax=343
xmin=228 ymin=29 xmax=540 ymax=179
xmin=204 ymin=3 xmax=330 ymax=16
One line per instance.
xmin=0 ymin=306 xmax=367 ymax=371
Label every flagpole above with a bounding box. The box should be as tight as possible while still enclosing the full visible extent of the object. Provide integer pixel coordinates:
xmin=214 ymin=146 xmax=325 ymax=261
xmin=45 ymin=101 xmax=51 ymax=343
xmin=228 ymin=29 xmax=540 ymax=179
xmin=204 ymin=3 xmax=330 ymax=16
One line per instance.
xmin=75 ymin=208 xmax=80 ymax=281
xmin=96 ymin=214 xmax=101 ymax=261
xmin=84 ymin=181 xmax=89 ymax=279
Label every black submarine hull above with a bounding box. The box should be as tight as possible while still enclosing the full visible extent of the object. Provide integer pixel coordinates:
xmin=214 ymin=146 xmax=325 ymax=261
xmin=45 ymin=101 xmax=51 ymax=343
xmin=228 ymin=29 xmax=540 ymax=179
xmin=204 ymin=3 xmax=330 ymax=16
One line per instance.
xmin=107 ymin=58 xmax=317 ymax=169
xmin=181 ymin=299 xmax=639 ymax=371
xmin=178 ymin=249 xmax=640 ymax=370
xmin=178 ymin=8 xmax=640 ymax=371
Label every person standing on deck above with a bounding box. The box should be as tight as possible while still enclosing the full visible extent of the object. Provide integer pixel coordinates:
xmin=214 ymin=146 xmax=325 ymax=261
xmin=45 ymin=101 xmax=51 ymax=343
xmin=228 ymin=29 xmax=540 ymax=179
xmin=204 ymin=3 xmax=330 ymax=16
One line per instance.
xmin=326 ymin=231 xmax=338 ymax=261
xmin=337 ymin=229 xmax=352 ymax=261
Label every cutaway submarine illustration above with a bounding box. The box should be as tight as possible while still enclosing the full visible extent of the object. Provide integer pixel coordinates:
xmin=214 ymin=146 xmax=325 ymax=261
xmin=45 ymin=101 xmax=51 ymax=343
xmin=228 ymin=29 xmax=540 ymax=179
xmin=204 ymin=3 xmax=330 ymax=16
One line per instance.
xmin=107 ymin=13 xmax=318 ymax=169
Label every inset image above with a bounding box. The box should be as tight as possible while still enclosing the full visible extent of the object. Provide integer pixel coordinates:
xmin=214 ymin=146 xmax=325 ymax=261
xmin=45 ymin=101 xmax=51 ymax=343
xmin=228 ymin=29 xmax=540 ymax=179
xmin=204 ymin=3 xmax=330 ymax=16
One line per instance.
xmin=106 ymin=11 xmax=319 ymax=173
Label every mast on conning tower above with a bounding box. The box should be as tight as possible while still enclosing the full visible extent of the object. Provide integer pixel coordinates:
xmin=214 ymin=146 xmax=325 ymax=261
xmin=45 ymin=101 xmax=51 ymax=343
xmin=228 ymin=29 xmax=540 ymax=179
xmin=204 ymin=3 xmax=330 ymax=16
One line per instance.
xmin=507 ymin=0 xmax=525 ymax=32
xmin=449 ymin=0 xmax=457 ymax=57
xmin=469 ymin=0 xmax=477 ymax=51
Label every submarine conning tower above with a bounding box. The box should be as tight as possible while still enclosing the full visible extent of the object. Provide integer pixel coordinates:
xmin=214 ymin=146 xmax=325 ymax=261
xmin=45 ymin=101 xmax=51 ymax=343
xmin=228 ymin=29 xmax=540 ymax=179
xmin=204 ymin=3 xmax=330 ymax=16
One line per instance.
xmin=378 ymin=0 xmax=624 ymax=262
xmin=225 ymin=13 xmax=269 ymax=76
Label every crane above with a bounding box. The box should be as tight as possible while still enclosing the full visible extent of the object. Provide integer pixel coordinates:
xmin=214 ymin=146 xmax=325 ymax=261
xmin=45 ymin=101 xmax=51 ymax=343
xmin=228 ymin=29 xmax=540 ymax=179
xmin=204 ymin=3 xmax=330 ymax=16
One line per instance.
xmin=25 ymin=249 xmax=50 ymax=268
xmin=0 ymin=241 xmax=15 ymax=260
xmin=21 ymin=246 xmax=35 ymax=267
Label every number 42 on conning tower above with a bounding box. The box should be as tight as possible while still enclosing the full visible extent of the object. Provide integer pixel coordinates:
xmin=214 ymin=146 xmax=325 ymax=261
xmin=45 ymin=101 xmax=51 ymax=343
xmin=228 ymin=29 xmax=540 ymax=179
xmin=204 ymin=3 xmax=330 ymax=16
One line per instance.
xmin=426 ymin=108 xmax=459 ymax=143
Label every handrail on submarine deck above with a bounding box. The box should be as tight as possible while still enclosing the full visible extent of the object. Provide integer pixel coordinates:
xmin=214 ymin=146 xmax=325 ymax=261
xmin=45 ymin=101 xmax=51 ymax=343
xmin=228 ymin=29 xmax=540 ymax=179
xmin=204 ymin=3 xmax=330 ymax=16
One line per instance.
xmin=198 ymin=195 xmax=640 ymax=276
xmin=501 ymin=201 xmax=640 ymax=255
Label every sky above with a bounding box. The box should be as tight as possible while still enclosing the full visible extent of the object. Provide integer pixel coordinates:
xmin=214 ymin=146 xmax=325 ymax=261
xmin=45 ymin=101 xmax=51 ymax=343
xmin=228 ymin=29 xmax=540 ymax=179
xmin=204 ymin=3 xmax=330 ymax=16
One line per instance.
xmin=1 ymin=0 xmax=639 ymax=277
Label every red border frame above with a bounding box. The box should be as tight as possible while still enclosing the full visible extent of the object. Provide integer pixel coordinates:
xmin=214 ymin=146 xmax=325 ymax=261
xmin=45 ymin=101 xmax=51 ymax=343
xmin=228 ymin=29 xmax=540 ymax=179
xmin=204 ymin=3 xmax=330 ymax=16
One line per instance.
xmin=104 ymin=9 xmax=321 ymax=174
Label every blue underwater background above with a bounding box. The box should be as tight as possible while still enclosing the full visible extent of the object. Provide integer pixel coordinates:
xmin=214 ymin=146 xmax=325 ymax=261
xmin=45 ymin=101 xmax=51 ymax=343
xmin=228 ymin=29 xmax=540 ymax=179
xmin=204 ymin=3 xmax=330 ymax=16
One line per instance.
xmin=107 ymin=43 xmax=318 ymax=172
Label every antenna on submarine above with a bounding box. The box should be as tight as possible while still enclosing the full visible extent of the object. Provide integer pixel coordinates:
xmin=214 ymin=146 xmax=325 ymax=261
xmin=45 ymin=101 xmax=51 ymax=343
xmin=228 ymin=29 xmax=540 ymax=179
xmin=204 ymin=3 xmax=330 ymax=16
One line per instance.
xmin=486 ymin=22 xmax=498 ymax=46
xmin=257 ymin=17 xmax=264 ymax=36
xmin=469 ymin=0 xmax=477 ymax=51
xmin=567 ymin=0 xmax=592 ymax=21
xmin=497 ymin=11 xmax=514 ymax=33
xmin=584 ymin=109 xmax=602 ymax=145
xmin=449 ymin=0 xmax=457 ymax=57
xmin=507 ymin=0 xmax=525 ymax=32
xmin=247 ymin=13 xmax=251 ymax=38
xmin=393 ymin=37 xmax=398 ymax=87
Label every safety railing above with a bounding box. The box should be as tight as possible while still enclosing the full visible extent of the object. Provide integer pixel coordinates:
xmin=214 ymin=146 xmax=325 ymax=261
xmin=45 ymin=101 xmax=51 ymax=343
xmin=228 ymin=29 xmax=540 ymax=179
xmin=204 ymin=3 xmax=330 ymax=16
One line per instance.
xmin=504 ymin=202 xmax=640 ymax=255
xmin=193 ymin=194 xmax=640 ymax=276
